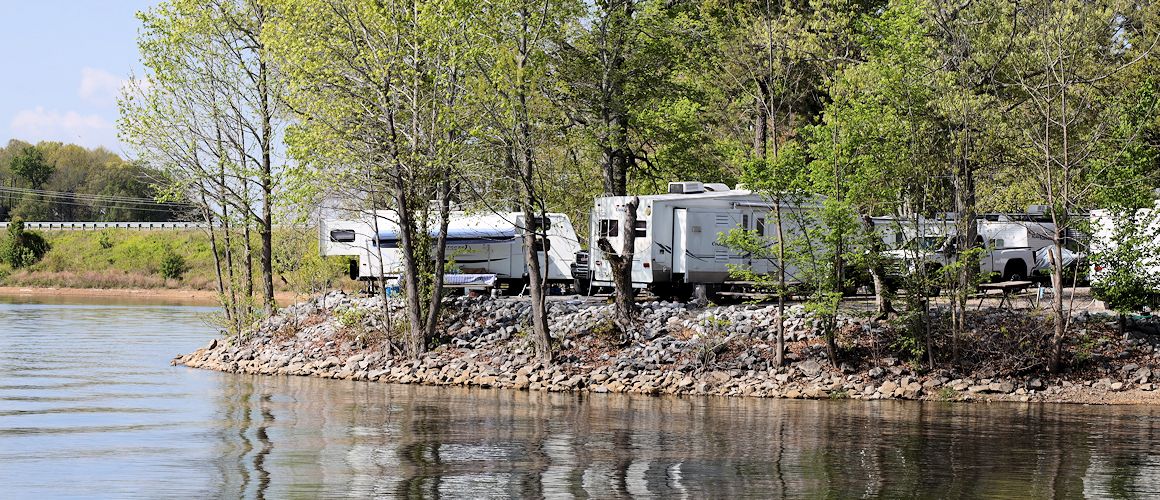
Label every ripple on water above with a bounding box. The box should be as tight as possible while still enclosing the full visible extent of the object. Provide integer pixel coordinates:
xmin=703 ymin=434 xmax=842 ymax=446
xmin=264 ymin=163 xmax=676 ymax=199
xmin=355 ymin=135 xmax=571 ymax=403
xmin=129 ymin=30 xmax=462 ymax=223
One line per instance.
xmin=4 ymin=300 xmax=1160 ymax=498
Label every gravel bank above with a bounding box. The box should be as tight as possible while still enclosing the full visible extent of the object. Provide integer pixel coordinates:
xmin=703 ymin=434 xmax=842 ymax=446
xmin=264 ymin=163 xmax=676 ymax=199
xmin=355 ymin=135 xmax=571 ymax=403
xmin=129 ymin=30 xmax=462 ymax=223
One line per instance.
xmin=174 ymin=291 xmax=1160 ymax=405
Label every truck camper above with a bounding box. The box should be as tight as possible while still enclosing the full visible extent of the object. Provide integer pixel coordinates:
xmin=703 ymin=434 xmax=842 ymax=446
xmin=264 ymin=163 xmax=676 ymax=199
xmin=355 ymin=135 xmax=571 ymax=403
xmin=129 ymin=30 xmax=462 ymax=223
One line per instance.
xmin=586 ymin=181 xmax=821 ymax=299
xmin=320 ymin=210 xmax=582 ymax=294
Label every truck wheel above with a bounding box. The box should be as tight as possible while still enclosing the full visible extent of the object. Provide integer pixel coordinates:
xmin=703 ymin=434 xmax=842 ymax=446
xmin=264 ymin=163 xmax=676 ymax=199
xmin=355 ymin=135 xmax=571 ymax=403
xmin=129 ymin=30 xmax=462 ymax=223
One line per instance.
xmin=1003 ymin=260 xmax=1028 ymax=282
xmin=573 ymin=278 xmax=591 ymax=296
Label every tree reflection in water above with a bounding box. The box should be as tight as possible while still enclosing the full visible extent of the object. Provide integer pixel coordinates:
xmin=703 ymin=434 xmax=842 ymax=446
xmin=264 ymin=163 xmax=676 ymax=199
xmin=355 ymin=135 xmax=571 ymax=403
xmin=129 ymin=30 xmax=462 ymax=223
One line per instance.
xmin=209 ymin=375 xmax=1160 ymax=498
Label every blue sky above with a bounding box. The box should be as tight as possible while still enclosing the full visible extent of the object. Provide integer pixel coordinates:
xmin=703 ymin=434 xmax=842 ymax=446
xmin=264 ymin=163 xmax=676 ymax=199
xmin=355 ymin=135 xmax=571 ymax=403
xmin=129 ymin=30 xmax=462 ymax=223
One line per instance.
xmin=0 ymin=0 xmax=158 ymax=154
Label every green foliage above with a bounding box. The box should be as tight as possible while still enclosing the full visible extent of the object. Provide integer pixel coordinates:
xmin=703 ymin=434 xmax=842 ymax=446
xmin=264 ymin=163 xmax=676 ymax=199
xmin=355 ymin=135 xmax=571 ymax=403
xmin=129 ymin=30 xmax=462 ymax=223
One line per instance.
xmin=159 ymin=247 xmax=188 ymax=280
xmin=0 ymin=141 xmax=180 ymax=222
xmin=1 ymin=219 xmax=51 ymax=268
xmin=935 ymin=386 xmax=958 ymax=402
xmin=0 ymin=228 xmax=350 ymax=291
xmin=336 ymin=307 xmax=368 ymax=329
xmin=98 ymin=230 xmax=114 ymax=250
xmin=1091 ymin=209 xmax=1160 ymax=314
xmin=9 ymin=146 xmax=54 ymax=189
xmin=273 ymin=228 xmax=345 ymax=296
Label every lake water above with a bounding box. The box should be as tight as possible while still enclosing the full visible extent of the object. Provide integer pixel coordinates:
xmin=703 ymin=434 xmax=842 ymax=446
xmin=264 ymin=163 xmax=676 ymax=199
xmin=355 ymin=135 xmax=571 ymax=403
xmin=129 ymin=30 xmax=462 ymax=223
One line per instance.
xmin=2 ymin=298 xmax=1159 ymax=498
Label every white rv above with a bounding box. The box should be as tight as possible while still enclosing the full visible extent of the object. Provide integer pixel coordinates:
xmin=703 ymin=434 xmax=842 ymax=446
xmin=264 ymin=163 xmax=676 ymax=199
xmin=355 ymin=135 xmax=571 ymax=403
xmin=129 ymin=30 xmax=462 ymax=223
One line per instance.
xmin=1090 ymin=206 xmax=1160 ymax=287
xmin=320 ymin=211 xmax=582 ymax=292
xmin=587 ymin=182 xmax=819 ymax=298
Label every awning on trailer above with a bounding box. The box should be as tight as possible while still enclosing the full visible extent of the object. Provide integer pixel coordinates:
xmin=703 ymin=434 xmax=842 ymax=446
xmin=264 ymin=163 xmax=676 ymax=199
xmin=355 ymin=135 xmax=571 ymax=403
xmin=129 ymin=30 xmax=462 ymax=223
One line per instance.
xmin=376 ymin=226 xmax=518 ymax=248
xmin=442 ymin=274 xmax=499 ymax=287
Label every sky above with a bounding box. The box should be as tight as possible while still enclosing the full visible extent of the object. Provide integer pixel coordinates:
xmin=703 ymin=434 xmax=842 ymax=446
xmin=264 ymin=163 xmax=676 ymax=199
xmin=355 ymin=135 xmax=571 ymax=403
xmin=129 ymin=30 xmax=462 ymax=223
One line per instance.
xmin=0 ymin=0 xmax=158 ymax=155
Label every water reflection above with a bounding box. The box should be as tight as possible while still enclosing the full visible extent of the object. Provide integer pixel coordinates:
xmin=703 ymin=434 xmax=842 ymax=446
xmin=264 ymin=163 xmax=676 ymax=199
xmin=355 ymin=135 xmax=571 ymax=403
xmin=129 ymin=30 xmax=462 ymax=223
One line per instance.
xmin=2 ymin=299 xmax=1159 ymax=499
xmin=204 ymin=377 xmax=1160 ymax=499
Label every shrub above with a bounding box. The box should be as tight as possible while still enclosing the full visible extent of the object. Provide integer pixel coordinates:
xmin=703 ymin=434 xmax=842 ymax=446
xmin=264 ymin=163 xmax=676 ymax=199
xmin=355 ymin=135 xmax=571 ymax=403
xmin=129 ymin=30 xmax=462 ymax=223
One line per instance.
xmin=1 ymin=219 xmax=50 ymax=268
xmin=159 ymin=249 xmax=188 ymax=280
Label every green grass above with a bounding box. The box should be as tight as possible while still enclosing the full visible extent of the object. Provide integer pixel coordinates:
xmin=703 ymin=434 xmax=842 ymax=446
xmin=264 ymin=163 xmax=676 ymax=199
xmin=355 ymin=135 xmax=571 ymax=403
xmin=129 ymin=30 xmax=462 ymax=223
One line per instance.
xmin=0 ymin=228 xmax=352 ymax=291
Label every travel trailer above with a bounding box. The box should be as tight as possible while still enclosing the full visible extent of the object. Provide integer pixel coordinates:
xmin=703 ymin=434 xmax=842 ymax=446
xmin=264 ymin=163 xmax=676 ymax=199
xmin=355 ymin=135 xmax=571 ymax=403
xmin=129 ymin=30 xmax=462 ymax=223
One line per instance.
xmin=585 ymin=182 xmax=820 ymax=298
xmin=320 ymin=210 xmax=582 ymax=293
xmin=1089 ymin=205 xmax=1160 ymax=288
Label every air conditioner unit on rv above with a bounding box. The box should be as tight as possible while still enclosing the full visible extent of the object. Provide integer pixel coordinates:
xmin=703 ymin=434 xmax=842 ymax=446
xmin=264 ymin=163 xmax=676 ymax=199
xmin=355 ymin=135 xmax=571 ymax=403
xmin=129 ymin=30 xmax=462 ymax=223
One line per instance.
xmin=668 ymin=181 xmax=704 ymax=194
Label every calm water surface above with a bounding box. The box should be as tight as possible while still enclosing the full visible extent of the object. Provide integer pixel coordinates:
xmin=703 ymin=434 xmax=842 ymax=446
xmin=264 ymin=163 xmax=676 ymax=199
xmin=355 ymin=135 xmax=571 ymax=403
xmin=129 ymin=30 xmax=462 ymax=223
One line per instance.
xmin=2 ymin=298 xmax=1159 ymax=499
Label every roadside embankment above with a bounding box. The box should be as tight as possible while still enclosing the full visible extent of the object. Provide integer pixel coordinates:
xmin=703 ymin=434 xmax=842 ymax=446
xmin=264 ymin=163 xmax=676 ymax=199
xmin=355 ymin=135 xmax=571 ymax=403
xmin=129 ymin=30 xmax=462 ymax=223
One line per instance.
xmin=174 ymin=291 xmax=1160 ymax=405
xmin=0 ymin=227 xmax=353 ymax=296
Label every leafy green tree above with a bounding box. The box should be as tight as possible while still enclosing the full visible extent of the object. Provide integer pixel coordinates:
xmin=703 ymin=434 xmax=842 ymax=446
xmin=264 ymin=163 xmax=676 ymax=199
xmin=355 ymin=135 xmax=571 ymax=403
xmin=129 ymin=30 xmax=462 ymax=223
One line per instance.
xmin=997 ymin=0 xmax=1159 ymax=371
xmin=464 ymin=0 xmax=582 ymax=361
xmin=264 ymin=0 xmax=471 ymax=356
xmin=9 ymin=146 xmax=54 ymax=190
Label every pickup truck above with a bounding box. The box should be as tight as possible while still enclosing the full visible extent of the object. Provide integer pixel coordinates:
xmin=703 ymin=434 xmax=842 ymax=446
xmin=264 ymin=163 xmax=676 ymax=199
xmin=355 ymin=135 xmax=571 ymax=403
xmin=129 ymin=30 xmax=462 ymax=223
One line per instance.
xmin=570 ymin=250 xmax=590 ymax=294
xmin=885 ymin=239 xmax=1035 ymax=283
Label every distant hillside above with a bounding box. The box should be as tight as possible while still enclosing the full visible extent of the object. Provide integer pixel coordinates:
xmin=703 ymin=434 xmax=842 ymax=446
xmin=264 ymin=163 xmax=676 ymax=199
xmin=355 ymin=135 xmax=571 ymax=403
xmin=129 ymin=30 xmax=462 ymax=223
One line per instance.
xmin=0 ymin=139 xmax=190 ymax=222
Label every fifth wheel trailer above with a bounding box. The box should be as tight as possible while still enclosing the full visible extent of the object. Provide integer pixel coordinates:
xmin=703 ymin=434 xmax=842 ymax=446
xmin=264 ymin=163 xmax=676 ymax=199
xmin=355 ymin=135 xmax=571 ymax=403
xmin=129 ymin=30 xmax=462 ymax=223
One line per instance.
xmin=320 ymin=210 xmax=582 ymax=292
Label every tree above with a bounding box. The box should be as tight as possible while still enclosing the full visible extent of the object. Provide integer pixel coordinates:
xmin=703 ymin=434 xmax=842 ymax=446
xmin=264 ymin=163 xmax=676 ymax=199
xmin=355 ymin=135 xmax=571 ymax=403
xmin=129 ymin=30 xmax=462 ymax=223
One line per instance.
xmin=9 ymin=146 xmax=54 ymax=190
xmin=265 ymin=0 xmax=470 ymax=356
xmin=999 ymin=0 xmax=1158 ymax=371
xmin=123 ymin=0 xmax=285 ymax=333
xmin=1 ymin=219 xmax=51 ymax=268
xmin=557 ymin=0 xmax=691 ymax=336
xmin=463 ymin=0 xmax=582 ymax=362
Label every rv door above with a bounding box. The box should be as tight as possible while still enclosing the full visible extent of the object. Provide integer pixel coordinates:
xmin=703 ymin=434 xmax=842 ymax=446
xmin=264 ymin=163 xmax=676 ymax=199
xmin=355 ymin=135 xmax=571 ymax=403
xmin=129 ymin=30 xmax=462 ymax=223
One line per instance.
xmin=673 ymin=208 xmax=687 ymax=277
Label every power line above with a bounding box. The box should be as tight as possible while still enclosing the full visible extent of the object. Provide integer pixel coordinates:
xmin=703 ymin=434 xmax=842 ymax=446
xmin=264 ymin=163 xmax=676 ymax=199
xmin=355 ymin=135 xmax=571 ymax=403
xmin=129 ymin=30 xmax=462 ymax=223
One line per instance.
xmin=0 ymin=186 xmax=194 ymax=207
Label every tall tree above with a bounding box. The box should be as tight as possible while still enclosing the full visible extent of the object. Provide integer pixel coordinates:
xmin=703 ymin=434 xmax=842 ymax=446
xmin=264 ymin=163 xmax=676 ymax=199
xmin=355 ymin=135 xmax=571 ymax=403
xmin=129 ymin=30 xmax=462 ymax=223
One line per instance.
xmin=123 ymin=0 xmax=284 ymax=329
xmin=265 ymin=0 xmax=470 ymax=356
xmin=464 ymin=0 xmax=581 ymax=362
xmin=999 ymin=0 xmax=1158 ymax=371
xmin=10 ymin=146 xmax=54 ymax=190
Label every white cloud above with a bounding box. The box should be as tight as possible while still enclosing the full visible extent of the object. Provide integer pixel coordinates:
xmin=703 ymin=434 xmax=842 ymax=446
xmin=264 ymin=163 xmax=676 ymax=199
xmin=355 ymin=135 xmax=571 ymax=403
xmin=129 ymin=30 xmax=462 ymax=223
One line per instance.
xmin=9 ymin=106 xmax=118 ymax=150
xmin=78 ymin=67 xmax=124 ymax=107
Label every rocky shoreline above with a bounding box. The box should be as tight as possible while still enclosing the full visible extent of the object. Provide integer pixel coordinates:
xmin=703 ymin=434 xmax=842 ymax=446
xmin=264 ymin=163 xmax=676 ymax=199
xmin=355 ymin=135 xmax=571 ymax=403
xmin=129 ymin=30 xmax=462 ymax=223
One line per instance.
xmin=173 ymin=291 xmax=1160 ymax=405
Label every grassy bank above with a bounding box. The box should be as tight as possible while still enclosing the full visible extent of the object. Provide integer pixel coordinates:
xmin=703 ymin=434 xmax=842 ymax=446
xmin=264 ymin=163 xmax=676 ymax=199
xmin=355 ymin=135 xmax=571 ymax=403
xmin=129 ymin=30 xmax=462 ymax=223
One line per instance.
xmin=0 ymin=228 xmax=354 ymax=293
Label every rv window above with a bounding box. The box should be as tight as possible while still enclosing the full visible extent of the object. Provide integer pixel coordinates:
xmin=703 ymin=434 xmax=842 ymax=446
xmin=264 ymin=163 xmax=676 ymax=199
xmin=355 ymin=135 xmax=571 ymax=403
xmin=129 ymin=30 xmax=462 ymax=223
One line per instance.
xmin=329 ymin=229 xmax=357 ymax=243
xmin=756 ymin=217 xmax=766 ymax=236
xmin=599 ymin=219 xmax=619 ymax=237
xmin=533 ymin=237 xmax=551 ymax=252
xmin=742 ymin=214 xmax=750 ymax=230
xmin=634 ymin=220 xmax=647 ymax=238
xmin=532 ymin=216 xmax=552 ymax=231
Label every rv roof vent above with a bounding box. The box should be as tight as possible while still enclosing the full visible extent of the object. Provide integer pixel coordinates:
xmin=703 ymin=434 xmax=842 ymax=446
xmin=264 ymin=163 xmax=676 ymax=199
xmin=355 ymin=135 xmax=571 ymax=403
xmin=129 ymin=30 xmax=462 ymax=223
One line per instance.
xmin=703 ymin=183 xmax=731 ymax=192
xmin=668 ymin=181 xmax=704 ymax=194
xmin=1027 ymin=204 xmax=1049 ymax=215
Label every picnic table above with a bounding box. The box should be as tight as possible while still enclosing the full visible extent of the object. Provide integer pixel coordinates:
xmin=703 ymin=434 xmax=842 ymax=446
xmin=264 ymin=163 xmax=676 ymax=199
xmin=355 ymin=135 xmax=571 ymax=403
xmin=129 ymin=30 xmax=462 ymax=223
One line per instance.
xmin=976 ymin=280 xmax=1035 ymax=309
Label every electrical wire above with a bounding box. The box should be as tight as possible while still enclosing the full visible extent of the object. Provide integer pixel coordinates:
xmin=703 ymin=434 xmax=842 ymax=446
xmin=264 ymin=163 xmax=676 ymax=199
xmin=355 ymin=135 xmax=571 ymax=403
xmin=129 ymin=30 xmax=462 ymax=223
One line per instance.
xmin=0 ymin=186 xmax=194 ymax=207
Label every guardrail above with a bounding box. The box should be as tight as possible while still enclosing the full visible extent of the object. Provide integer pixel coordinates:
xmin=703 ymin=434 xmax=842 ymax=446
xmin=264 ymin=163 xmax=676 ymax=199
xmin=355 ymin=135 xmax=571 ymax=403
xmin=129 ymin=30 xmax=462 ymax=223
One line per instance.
xmin=0 ymin=221 xmax=207 ymax=231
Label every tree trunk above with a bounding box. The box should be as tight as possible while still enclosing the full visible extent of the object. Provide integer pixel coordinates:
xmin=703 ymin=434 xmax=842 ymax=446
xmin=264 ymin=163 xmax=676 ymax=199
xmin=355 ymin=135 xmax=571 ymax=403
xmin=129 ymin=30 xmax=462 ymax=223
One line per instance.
xmin=422 ymin=179 xmax=452 ymax=349
xmin=523 ymin=204 xmax=552 ymax=362
xmin=259 ymin=54 xmax=276 ymax=315
xmin=201 ymin=190 xmax=229 ymax=328
xmin=597 ymin=196 xmax=639 ymax=338
xmin=860 ymin=215 xmax=894 ymax=319
xmin=392 ymin=174 xmax=427 ymax=357
xmin=774 ymin=203 xmax=786 ymax=367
